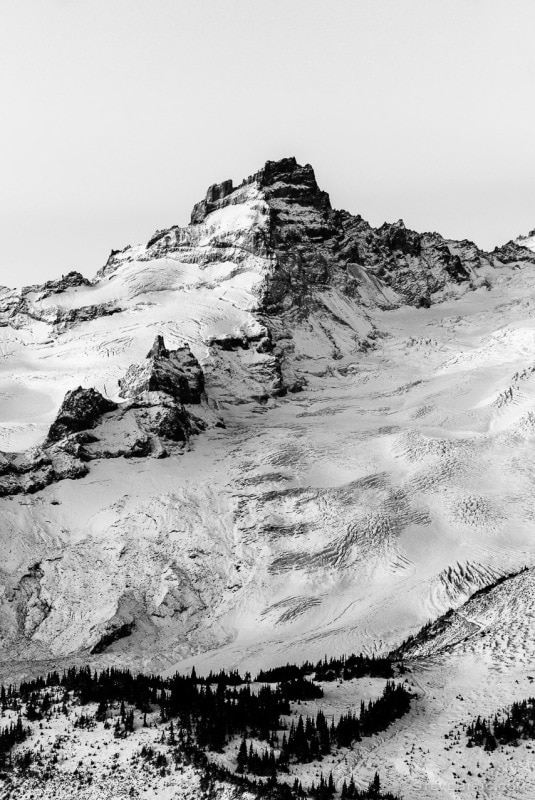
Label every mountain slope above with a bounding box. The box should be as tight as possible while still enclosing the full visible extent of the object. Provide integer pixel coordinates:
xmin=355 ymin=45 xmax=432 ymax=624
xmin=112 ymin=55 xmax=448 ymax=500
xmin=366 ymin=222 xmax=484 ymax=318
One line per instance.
xmin=1 ymin=158 xmax=535 ymax=679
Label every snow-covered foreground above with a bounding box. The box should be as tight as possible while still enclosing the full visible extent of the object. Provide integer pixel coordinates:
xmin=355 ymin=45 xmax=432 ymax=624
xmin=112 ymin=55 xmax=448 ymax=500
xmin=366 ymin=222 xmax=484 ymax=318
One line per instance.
xmin=4 ymin=659 xmax=535 ymax=800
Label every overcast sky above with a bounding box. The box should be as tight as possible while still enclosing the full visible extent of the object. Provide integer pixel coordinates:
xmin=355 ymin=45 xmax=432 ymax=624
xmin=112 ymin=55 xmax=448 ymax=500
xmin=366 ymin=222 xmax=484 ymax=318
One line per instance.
xmin=1 ymin=0 xmax=535 ymax=288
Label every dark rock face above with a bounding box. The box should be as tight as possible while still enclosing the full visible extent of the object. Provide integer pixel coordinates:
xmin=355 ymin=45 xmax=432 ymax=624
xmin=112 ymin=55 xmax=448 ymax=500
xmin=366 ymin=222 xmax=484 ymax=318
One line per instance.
xmin=38 ymin=271 xmax=92 ymax=298
xmin=90 ymin=621 xmax=135 ymax=655
xmin=0 ymin=337 xmax=216 ymax=497
xmin=492 ymin=240 xmax=535 ymax=264
xmin=190 ymin=179 xmax=236 ymax=223
xmin=148 ymin=403 xmax=196 ymax=442
xmin=186 ymin=157 xmax=512 ymax=314
xmin=0 ymin=449 xmax=89 ymax=497
xmin=190 ymin=157 xmax=331 ymax=227
xmin=260 ymin=157 xmax=331 ymax=213
xmin=257 ymin=165 xmax=481 ymax=313
xmin=46 ymin=388 xmax=117 ymax=445
xmin=206 ymin=179 xmax=234 ymax=204
xmin=378 ymin=219 xmax=421 ymax=257
xmin=56 ymin=302 xmax=123 ymax=329
xmin=119 ymin=336 xmax=204 ymax=404
xmin=0 ymin=291 xmax=121 ymax=332
xmin=183 ymin=157 xmax=534 ymax=395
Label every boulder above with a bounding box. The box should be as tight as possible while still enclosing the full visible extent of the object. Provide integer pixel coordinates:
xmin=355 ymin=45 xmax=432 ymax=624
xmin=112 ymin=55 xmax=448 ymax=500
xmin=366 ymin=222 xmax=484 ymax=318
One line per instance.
xmin=46 ymin=387 xmax=117 ymax=444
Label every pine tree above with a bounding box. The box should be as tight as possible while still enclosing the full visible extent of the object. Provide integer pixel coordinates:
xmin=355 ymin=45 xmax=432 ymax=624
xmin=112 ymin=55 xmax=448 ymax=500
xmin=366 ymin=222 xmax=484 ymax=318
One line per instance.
xmin=369 ymin=771 xmax=381 ymax=797
xmin=328 ymin=771 xmax=335 ymax=796
xmin=236 ymin=737 xmax=247 ymax=773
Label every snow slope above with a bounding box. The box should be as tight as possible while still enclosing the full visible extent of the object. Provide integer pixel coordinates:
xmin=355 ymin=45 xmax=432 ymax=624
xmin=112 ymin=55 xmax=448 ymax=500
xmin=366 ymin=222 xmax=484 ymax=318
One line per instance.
xmin=1 ymin=162 xmax=535 ymax=677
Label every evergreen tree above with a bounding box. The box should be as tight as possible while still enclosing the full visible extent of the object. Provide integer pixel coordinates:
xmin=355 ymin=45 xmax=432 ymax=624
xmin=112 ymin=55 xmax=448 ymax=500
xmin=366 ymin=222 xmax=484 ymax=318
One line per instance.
xmin=236 ymin=738 xmax=247 ymax=773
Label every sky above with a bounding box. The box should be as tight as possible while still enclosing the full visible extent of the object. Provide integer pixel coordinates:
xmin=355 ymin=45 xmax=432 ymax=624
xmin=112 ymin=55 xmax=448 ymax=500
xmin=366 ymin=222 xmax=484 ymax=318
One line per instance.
xmin=1 ymin=0 xmax=535 ymax=288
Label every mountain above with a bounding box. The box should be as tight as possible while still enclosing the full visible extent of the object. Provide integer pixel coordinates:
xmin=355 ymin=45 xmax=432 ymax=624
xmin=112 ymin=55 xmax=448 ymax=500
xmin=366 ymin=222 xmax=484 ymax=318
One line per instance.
xmin=1 ymin=157 xmax=535 ymax=681
xmin=5 ymin=157 xmax=535 ymax=800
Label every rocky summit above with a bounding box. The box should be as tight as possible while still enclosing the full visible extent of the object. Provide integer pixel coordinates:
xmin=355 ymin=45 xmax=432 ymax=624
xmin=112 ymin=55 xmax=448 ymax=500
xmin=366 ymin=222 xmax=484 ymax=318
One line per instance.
xmin=2 ymin=158 xmax=535 ymax=799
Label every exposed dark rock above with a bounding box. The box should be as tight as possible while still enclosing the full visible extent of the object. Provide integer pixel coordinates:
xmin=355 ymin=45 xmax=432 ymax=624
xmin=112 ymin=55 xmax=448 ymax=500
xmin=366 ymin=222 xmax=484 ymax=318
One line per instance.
xmin=56 ymin=302 xmax=123 ymax=328
xmin=187 ymin=158 xmax=477 ymax=315
xmin=190 ymin=179 xmax=236 ymax=223
xmin=0 ymin=293 xmax=122 ymax=331
xmin=0 ymin=336 xmax=220 ymax=496
xmin=7 ymin=562 xmax=54 ymax=637
xmin=146 ymin=334 xmax=169 ymax=359
xmin=378 ymin=219 xmax=421 ymax=256
xmin=492 ymin=240 xmax=535 ymax=264
xmin=96 ymin=245 xmax=132 ymax=278
xmin=90 ymin=621 xmax=135 ymax=654
xmin=129 ymin=159 xmax=533 ymax=371
xmin=208 ymin=334 xmax=252 ymax=351
xmin=38 ymin=271 xmax=92 ymax=298
xmin=0 ymin=448 xmax=89 ymax=497
xmin=46 ymin=387 xmax=117 ymax=445
xmin=260 ymin=157 xmax=332 ymax=212
xmin=119 ymin=336 xmax=204 ymax=403
xmin=147 ymin=403 xmax=195 ymax=442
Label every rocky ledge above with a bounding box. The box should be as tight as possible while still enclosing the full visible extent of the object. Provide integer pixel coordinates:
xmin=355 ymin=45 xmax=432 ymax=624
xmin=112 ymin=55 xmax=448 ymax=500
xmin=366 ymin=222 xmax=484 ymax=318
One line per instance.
xmin=0 ymin=336 xmax=222 ymax=497
xmin=119 ymin=335 xmax=204 ymax=404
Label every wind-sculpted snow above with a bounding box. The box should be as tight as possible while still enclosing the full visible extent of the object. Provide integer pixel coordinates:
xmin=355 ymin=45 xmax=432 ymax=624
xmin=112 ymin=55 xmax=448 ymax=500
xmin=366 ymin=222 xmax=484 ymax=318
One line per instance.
xmin=394 ymin=566 xmax=535 ymax=665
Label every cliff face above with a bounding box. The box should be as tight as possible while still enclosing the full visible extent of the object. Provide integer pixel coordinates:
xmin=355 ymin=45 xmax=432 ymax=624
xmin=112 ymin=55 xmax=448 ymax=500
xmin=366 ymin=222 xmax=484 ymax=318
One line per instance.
xmin=1 ymin=158 xmax=535 ymax=673
xmin=188 ymin=156 xmax=508 ymax=312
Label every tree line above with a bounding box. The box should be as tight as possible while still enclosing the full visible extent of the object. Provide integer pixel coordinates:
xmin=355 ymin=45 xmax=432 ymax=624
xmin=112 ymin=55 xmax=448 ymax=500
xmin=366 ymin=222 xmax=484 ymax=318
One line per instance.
xmin=0 ymin=715 xmax=29 ymax=770
xmin=467 ymin=696 xmax=535 ymax=750
xmin=1 ymin=661 xmax=409 ymax=799
xmin=256 ymin=653 xmax=394 ymax=683
xmin=235 ymin=681 xmax=412 ymax=777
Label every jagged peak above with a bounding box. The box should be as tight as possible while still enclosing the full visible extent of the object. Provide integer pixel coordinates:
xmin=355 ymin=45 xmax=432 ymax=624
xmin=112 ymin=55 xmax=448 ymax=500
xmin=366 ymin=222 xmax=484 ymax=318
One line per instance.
xmin=146 ymin=334 xmax=170 ymax=360
xmin=190 ymin=157 xmax=330 ymax=224
xmin=119 ymin=336 xmax=204 ymax=404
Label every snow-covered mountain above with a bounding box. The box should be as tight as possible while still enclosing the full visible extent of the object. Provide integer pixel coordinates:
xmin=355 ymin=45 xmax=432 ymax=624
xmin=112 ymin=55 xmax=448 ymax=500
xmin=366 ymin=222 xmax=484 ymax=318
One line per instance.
xmin=1 ymin=156 xmax=535 ymax=683
xmin=5 ymin=157 xmax=535 ymax=800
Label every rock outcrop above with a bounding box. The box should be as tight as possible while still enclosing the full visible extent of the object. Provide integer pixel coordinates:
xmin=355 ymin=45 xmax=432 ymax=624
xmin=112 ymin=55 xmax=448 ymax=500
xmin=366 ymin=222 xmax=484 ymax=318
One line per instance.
xmin=0 ymin=336 xmax=219 ymax=497
xmin=493 ymin=239 xmax=535 ymax=264
xmin=187 ymin=157 xmax=499 ymax=313
xmin=46 ymin=387 xmax=117 ymax=444
xmin=0 ymin=447 xmax=88 ymax=497
xmin=119 ymin=336 xmax=204 ymax=404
